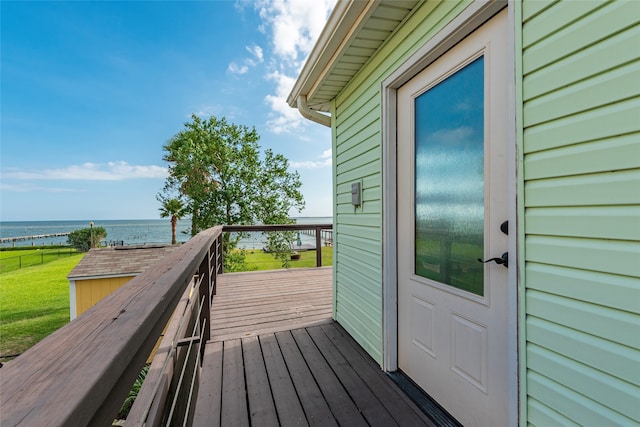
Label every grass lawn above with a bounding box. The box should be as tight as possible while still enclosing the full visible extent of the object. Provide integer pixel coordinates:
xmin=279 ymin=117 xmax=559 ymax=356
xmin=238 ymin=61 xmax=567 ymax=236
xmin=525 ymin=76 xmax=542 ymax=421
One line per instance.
xmin=0 ymin=247 xmax=78 ymax=273
xmin=0 ymin=248 xmax=46 ymax=260
xmin=240 ymin=247 xmax=333 ymax=271
xmin=0 ymin=246 xmax=72 ymax=257
xmin=0 ymin=253 xmax=85 ymax=359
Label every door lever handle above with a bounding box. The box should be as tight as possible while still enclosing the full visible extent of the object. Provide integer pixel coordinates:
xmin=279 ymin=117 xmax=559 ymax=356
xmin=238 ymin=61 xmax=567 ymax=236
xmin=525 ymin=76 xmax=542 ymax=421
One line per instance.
xmin=478 ymin=252 xmax=508 ymax=268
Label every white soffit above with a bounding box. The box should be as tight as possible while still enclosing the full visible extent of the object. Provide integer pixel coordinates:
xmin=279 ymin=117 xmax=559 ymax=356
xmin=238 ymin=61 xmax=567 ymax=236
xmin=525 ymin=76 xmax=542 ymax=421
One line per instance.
xmin=288 ymin=0 xmax=421 ymax=113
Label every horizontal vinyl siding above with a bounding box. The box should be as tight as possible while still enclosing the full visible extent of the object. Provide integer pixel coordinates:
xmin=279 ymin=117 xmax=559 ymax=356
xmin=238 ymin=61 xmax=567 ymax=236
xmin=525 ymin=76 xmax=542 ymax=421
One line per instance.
xmin=332 ymin=0 xmax=471 ymax=365
xmin=521 ymin=1 xmax=640 ymax=425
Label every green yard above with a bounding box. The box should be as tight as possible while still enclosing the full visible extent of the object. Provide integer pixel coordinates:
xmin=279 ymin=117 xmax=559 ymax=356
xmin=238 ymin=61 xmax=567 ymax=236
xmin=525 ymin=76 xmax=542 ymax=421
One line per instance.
xmin=238 ymin=247 xmax=333 ymax=271
xmin=0 ymin=247 xmax=78 ymax=273
xmin=0 ymin=253 xmax=85 ymax=359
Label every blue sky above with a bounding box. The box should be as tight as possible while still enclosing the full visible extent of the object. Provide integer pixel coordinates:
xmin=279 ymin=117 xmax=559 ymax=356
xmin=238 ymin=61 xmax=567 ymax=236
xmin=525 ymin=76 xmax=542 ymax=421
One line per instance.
xmin=1 ymin=0 xmax=335 ymax=221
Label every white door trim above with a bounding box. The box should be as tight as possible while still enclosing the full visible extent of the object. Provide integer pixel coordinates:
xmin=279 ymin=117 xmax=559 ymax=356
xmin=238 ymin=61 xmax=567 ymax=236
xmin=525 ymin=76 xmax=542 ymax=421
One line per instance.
xmin=380 ymin=0 xmax=518 ymax=424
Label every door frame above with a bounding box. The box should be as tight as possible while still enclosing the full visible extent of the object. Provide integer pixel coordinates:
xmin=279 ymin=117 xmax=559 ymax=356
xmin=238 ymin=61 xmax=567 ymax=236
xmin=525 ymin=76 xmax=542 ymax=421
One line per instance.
xmin=380 ymin=1 xmax=518 ymax=424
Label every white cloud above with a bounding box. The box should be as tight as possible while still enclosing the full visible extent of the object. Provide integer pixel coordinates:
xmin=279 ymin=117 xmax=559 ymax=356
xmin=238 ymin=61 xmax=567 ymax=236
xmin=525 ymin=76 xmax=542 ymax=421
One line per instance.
xmin=2 ymin=161 xmax=167 ymax=181
xmin=264 ymin=70 xmax=305 ymax=133
xmin=228 ymin=62 xmax=249 ymax=75
xmin=228 ymin=44 xmax=264 ymax=74
xmin=257 ymin=0 xmax=336 ymax=133
xmin=258 ymin=0 xmax=334 ymax=63
xmin=246 ymin=44 xmax=264 ymax=62
xmin=291 ymin=148 xmax=332 ymax=169
xmin=0 ymin=182 xmax=79 ymax=193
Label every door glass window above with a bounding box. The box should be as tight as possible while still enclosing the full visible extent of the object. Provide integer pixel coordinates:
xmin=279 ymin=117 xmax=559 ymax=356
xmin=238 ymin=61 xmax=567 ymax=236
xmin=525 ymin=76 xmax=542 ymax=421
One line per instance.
xmin=414 ymin=56 xmax=484 ymax=295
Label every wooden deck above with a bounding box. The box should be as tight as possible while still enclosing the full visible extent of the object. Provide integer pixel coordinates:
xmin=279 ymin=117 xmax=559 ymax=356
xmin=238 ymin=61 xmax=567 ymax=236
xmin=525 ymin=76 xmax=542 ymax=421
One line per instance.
xmin=194 ymin=267 xmax=436 ymax=426
xmin=210 ymin=267 xmax=334 ymax=342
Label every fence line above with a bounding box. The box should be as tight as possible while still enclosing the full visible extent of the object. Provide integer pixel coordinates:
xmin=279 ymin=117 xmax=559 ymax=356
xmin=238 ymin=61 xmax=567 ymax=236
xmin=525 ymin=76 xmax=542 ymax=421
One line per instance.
xmin=0 ymin=248 xmax=77 ymax=273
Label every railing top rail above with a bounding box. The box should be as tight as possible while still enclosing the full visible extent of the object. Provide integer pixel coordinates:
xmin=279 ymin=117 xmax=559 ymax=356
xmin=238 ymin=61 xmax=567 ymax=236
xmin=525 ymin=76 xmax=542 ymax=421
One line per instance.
xmin=0 ymin=226 xmax=223 ymax=426
xmin=222 ymin=223 xmax=332 ymax=233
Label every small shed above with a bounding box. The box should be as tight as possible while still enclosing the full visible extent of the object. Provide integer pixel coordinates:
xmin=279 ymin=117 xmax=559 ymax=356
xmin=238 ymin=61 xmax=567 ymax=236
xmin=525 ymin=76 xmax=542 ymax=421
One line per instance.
xmin=67 ymin=245 xmax=177 ymax=320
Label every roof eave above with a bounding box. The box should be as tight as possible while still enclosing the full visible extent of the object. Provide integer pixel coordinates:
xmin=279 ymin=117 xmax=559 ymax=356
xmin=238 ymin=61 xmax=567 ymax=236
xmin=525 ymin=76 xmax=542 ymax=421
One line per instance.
xmin=287 ymin=0 xmax=376 ymax=111
xmin=68 ymin=272 xmax=139 ymax=281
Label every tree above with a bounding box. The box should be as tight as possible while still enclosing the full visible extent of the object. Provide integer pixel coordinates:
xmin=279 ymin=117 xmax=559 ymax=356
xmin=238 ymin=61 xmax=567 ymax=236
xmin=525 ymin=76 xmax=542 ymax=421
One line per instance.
xmin=68 ymin=226 xmax=107 ymax=252
xmin=158 ymin=196 xmax=186 ymax=245
xmin=161 ymin=114 xmax=305 ymax=270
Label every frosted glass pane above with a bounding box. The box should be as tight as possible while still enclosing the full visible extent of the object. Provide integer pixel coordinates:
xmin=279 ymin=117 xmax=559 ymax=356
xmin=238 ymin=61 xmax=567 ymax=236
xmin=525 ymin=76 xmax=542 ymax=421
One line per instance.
xmin=414 ymin=56 xmax=484 ymax=295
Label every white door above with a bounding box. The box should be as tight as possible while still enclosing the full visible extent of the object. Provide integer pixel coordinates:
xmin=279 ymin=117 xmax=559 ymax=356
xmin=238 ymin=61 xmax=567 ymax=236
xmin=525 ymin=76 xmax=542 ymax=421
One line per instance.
xmin=397 ymin=10 xmax=510 ymax=427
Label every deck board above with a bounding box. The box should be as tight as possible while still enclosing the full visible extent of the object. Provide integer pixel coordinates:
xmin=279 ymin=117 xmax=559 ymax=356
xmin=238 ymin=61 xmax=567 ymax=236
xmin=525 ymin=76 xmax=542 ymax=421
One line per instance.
xmin=195 ymin=268 xmax=436 ymax=427
xmin=290 ymin=328 xmax=368 ymax=427
xmin=260 ymin=333 xmax=309 ymax=426
xmin=210 ymin=267 xmax=333 ymax=342
xmin=320 ymin=323 xmax=435 ymax=426
xmin=243 ymin=336 xmax=279 ymax=427
xmin=276 ymin=331 xmax=338 ymax=427
xmin=194 ymin=341 xmax=223 ymax=426
xmin=305 ymin=325 xmax=399 ymax=427
xmin=221 ymin=339 xmax=248 ymax=427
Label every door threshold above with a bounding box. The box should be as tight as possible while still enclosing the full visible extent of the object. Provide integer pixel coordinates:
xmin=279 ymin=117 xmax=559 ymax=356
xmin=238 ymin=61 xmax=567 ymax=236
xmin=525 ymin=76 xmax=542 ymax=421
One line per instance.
xmin=387 ymin=371 xmax=463 ymax=427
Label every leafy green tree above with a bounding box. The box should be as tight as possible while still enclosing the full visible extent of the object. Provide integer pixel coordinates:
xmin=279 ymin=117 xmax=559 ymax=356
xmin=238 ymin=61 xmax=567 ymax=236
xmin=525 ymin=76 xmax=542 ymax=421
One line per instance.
xmin=161 ymin=114 xmax=305 ymax=270
xmin=158 ymin=196 xmax=186 ymax=245
xmin=67 ymin=226 xmax=107 ymax=251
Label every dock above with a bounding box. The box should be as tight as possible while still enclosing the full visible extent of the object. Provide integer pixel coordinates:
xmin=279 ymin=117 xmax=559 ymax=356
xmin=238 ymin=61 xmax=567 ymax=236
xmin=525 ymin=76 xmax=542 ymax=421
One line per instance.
xmin=0 ymin=233 xmax=71 ymax=244
xmin=299 ymin=228 xmax=333 ymax=246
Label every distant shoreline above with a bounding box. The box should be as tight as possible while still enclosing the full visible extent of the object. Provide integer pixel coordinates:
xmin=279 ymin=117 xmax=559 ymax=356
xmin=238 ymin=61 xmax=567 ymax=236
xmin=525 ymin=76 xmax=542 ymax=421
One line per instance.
xmin=0 ymin=216 xmax=332 ymax=224
xmin=0 ymin=217 xmax=333 ymax=248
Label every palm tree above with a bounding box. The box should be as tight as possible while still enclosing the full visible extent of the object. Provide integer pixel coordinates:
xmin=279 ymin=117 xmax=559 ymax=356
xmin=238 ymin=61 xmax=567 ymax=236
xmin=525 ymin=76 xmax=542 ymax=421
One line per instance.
xmin=159 ymin=198 xmax=186 ymax=245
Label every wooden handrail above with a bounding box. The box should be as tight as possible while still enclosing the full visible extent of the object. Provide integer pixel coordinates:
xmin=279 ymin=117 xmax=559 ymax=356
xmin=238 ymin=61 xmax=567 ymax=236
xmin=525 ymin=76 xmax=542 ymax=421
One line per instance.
xmin=126 ymin=229 xmax=222 ymax=426
xmin=0 ymin=226 xmax=223 ymax=426
xmin=222 ymin=223 xmax=332 ymax=267
xmin=222 ymin=223 xmax=332 ymax=233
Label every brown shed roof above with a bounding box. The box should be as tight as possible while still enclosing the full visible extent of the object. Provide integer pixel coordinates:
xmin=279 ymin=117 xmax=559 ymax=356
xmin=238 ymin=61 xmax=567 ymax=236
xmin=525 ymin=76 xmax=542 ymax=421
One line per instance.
xmin=68 ymin=244 xmax=178 ymax=279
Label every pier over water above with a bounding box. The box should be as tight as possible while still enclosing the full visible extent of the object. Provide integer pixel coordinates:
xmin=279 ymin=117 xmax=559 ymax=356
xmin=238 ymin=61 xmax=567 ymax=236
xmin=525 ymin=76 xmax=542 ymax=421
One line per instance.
xmin=0 ymin=233 xmax=71 ymax=244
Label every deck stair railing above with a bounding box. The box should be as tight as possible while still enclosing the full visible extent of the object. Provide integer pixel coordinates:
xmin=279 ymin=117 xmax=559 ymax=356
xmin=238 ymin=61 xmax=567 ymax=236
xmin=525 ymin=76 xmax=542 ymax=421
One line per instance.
xmin=0 ymin=223 xmax=332 ymax=426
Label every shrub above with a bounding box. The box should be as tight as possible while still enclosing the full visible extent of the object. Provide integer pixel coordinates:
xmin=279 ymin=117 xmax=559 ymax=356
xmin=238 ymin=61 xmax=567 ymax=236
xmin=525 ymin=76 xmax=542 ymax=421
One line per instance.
xmin=67 ymin=226 xmax=107 ymax=251
xmin=117 ymin=364 xmax=150 ymax=420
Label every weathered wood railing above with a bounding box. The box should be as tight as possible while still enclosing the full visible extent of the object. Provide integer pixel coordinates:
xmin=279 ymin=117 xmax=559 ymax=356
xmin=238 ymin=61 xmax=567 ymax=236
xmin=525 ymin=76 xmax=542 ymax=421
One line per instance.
xmin=0 ymin=226 xmax=223 ymax=426
xmin=0 ymin=223 xmax=332 ymax=426
xmin=125 ymin=228 xmax=223 ymax=426
xmin=223 ymin=223 xmax=333 ymax=267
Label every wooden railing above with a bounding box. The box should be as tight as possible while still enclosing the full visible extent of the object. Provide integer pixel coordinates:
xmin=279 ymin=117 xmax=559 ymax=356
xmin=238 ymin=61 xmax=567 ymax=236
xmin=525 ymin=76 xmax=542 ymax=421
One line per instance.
xmin=223 ymin=223 xmax=333 ymax=267
xmin=0 ymin=223 xmax=332 ymax=426
xmin=0 ymin=226 xmax=223 ymax=426
xmin=125 ymin=228 xmax=223 ymax=426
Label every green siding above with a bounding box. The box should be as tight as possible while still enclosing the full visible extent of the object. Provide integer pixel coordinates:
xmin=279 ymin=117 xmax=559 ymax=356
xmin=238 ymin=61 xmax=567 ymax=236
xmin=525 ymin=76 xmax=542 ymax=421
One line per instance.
xmin=331 ymin=0 xmax=472 ymax=366
xmin=521 ymin=1 xmax=640 ymax=425
xmin=327 ymin=1 xmax=639 ymax=424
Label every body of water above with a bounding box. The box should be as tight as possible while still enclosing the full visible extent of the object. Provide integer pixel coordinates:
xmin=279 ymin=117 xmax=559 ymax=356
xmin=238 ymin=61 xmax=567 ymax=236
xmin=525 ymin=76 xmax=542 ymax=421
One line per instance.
xmin=0 ymin=217 xmax=333 ymax=248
